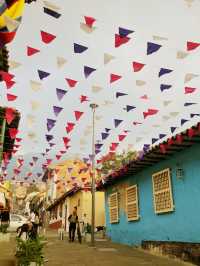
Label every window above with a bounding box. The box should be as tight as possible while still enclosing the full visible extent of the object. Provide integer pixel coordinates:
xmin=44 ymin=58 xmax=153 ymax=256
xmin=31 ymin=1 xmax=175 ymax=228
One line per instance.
xmin=109 ymin=192 xmax=119 ymax=224
xmin=152 ymin=168 xmax=174 ymax=214
xmin=126 ymin=185 xmax=139 ymax=221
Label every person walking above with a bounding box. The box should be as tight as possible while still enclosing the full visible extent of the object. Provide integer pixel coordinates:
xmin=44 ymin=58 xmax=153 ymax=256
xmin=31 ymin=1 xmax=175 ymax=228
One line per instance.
xmin=68 ymin=207 xmax=78 ymax=242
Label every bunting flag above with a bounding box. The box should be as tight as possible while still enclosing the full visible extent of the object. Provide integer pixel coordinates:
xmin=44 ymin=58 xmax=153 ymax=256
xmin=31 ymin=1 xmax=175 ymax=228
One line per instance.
xmin=5 ymin=108 xmax=15 ymax=124
xmin=30 ymin=101 xmax=40 ymax=110
xmin=124 ymin=105 xmax=136 ymax=112
xmin=184 ymin=102 xmax=196 ymax=106
xmin=66 ymin=122 xmax=75 ymax=133
xmin=9 ymin=60 xmax=21 ymax=70
xmin=56 ymin=88 xmax=67 ymax=100
xmin=159 ymin=68 xmax=173 ymax=77
xmin=143 ymin=109 xmax=159 ymax=119
xmin=47 ymin=119 xmax=56 ymax=131
xmin=63 ymin=137 xmax=70 ymax=146
xmin=110 ymin=73 xmax=122 ymax=83
xmin=114 ymin=119 xmax=123 ymax=127
xmin=160 ymin=84 xmax=172 ymax=92
xmin=147 ymin=42 xmax=162 ymax=55
xmin=38 ymin=70 xmax=50 ymax=80
xmin=9 ymin=128 xmax=18 ymax=139
xmin=27 ymin=46 xmax=40 ymax=56
xmin=185 ymin=87 xmax=197 ymax=94
xmin=84 ymin=16 xmax=96 ymax=28
xmin=43 ymin=7 xmax=61 ymax=18
xmin=115 ymin=34 xmax=130 ymax=47
xmin=80 ymin=95 xmax=89 ymax=103
xmin=74 ymin=111 xmax=84 ymax=121
xmin=181 ymin=119 xmax=189 ymax=126
xmin=84 ymin=66 xmax=96 ymax=78
xmin=53 ymin=106 xmax=63 ymax=116
xmin=30 ymin=80 xmax=42 ymax=92
xmin=116 ymin=92 xmax=128 ymax=98
xmin=177 ymin=51 xmax=188 ymax=59
xmin=7 ymin=93 xmax=17 ymax=101
xmin=66 ymin=78 xmax=78 ymax=88
xmin=101 ymin=132 xmax=109 ymax=140
xmin=41 ymin=30 xmax=56 ymax=44
xmin=171 ymin=127 xmax=177 ymax=133
xmin=187 ymin=41 xmax=200 ymax=51
xmin=191 ymin=113 xmax=200 ymax=118
xmin=57 ymin=57 xmax=67 ymax=68
xmin=184 ymin=73 xmax=198 ymax=83
xmin=132 ymin=61 xmax=145 ymax=72
xmin=104 ymin=53 xmax=115 ymax=64
xmin=74 ymin=43 xmax=88 ymax=53
xmin=92 ymin=85 xmax=103 ymax=93
xmin=136 ymin=80 xmax=146 ymax=86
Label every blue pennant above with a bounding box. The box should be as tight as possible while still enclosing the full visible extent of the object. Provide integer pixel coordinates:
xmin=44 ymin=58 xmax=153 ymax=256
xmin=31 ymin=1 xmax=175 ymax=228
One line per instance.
xmin=114 ymin=119 xmax=123 ymax=128
xmin=101 ymin=132 xmax=109 ymax=140
xmin=126 ymin=105 xmax=136 ymax=112
xmin=159 ymin=68 xmax=173 ymax=77
xmin=152 ymin=138 xmax=159 ymax=144
xmin=38 ymin=69 xmax=50 ymax=80
xmin=116 ymin=92 xmax=128 ymax=98
xmin=147 ymin=42 xmax=162 ymax=55
xmin=190 ymin=113 xmax=200 ymax=118
xmin=118 ymin=27 xmax=134 ymax=37
xmin=74 ymin=43 xmax=88 ymax=53
xmin=43 ymin=7 xmax=61 ymax=18
xmin=84 ymin=66 xmax=96 ymax=78
xmin=159 ymin=134 xmax=166 ymax=139
xmin=170 ymin=127 xmax=177 ymax=133
xmin=181 ymin=119 xmax=189 ymax=126
xmin=160 ymin=84 xmax=172 ymax=92
xmin=184 ymin=102 xmax=197 ymax=106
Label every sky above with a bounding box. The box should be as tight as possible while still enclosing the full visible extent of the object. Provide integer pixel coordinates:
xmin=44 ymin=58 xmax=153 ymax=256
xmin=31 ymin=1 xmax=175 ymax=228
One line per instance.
xmin=1 ymin=0 xmax=200 ymax=182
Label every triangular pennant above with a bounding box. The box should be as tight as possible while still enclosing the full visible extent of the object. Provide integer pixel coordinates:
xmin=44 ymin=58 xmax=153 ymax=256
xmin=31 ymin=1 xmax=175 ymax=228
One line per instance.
xmin=136 ymin=80 xmax=146 ymax=86
xmin=5 ymin=79 xmax=15 ymax=89
xmin=105 ymin=128 xmax=111 ymax=132
xmin=7 ymin=93 xmax=17 ymax=101
xmin=9 ymin=128 xmax=18 ymax=139
xmin=160 ymin=84 xmax=172 ymax=92
xmin=181 ymin=119 xmax=189 ymax=126
xmin=187 ymin=41 xmax=200 ymax=51
xmin=41 ymin=30 xmax=56 ymax=44
xmin=63 ymin=137 xmax=70 ymax=146
xmin=84 ymin=16 xmax=96 ymax=27
xmin=66 ymin=122 xmax=75 ymax=133
xmin=74 ymin=111 xmax=84 ymax=121
xmin=27 ymin=46 xmax=40 ymax=56
xmin=177 ymin=50 xmax=188 ymax=59
xmin=84 ymin=66 xmax=96 ymax=78
xmin=104 ymin=53 xmax=115 ymax=65
xmin=38 ymin=70 xmax=50 ymax=80
xmin=57 ymin=57 xmax=67 ymax=68
xmin=49 ymin=142 xmax=55 ymax=147
xmin=184 ymin=102 xmax=196 ymax=106
xmin=118 ymin=134 xmax=126 ymax=141
xmin=43 ymin=1 xmax=61 ymax=11
xmin=30 ymin=80 xmax=42 ymax=91
xmin=125 ymin=105 xmax=136 ymax=112
xmin=115 ymin=34 xmax=130 ymax=47
xmin=66 ymin=78 xmax=78 ymax=88
xmin=132 ymin=61 xmax=145 ymax=72
xmin=118 ymin=27 xmax=134 ymax=37
xmin=80 ymin=23 xmax=95 ymax=33
xmin=185 ymin=86 xmax=197 ymax=94
xmin=163 ymin=100 xmax=172 ymax=106
xmin=101 ymin=132 xmax=109 ymax=140
xmin=110 ymin=73 xmax=122 ymax=83
xmin=47 ymin=119 xmax=56 ymax=131
xmin=46 ymin=134 xmax=54 ymax=142
xmin=56 ymin=88 xmax=67 ymax=100
xmin=114 ymin=119 xmax=123 ymax=128
xmin=56 ymin=154 xmax=62 ymax=160
xmin=170 ymin=127 xmax=177 ymax=133
xmin=141 ymin=94 xmax=148 ymax=100
xmin=43 ymin=7 xmax=61 ymax=18
xmin=80 ymin=95 xmax=89 ymax=103
xmin=152 ymin=35 xmax=168 ymax=41
xmin=147 ymin=42 xmax=162 ymax=55
xmin=159 ymin=134 xmax=166 ymax=139
xmin=170 ymin=112 xmax=179 ymax=117
xmin=53 ymin=106 xmax=63 ymax=116
xmin=9 ymin=60 xmax=21 ymax=70
xmin=74 ymin=43 xmax=88 ymax=53
xmin=116 ymin=92 xmax=128 ymax=98
xmin=5 ymin=108 xmax=15 ymax=125
xmin=152 ymin=138 xmax=159 ymax=144
xmin=184 ymin=73 xmax=198 ymax=83
xmin=30 ymin=101 xmax=40 ymax=110
xmin=159 ymin=68 xmax=173 ymax=77
xmin=190 ymin=113 xmax=200 ymax=118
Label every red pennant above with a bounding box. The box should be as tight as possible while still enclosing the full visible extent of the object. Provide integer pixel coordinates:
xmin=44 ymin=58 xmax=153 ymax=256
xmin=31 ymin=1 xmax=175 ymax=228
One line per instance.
xmin=74 ymin=111 xmax=84 ymax=121
xmin=5 ymin=108 xmax=15 ymax=125
xmin=110 ymin=73 xmax=122 ymax=83
xmin=27 ymin=172 xmax=32 ymax=177
xmin=5 ymin=79 xmax=15 ymax=89
xmin=7 ymin=93 xmax=17 ymax=101
xmin=27 ymin=46 xmax=40 ymax=56
xmin=84 ymin=16 xmax=96 ymax=27
xmin=167 ymin=138 xmax=174 ymax=146
xmin=14 ymin=144 xmax=20 ymax=149
xmin=41 ymin=31 xmax=56 ymax=44
xmin=187 ymin=41 xmax=200 ymax=51
xmin=80 ymin=95 xmax=88 ymax=103
xmin=66 ymin=122 xmax=75 ymax=133
xmin=0 ymin=71 xmax=14 ymax=82
xmin=63 ymin=137 xmax=70 ymax=146
xmin=9 ymin=128 xmax=18 ymax=139
xmin=56 ymin=155 xmax=62 ymax=160
xmin=66 ymin=78 xmax=78 ymax=88
xmin=118 ymin=134 xmax=126 ymax=141
xmin=29 ymin=162 xmax=34 ymax=167
xmin=176 ymin=134 xmax=183 ymax=144
xmin=60 ymin=150 xmax=67 ymax=154
xmin=160 ymin=144 xmax=166 ymax=153
xmin=12 ymin=149 xmax=18 ymax=154
xmin=185 ymin=87 xmax=196 ymax=94
xmin=188 ymin=128 xmax=195 ymax=138
xmin=115 ymin=34 xmax=130 ymax=48
xmin=132 ymin=61 xmax=145 ymax=72
xmin=110 ymin=142 xmax=119 ymax=150
xmin=46 ymin=159 xmax=52 ymax=165
xmin=16 ymin=138 xmax=22 ymax=142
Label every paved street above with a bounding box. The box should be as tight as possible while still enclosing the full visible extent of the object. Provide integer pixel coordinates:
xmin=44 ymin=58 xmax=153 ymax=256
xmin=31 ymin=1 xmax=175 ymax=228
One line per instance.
xmin=0 ymin=232 xmax=194 ymax=266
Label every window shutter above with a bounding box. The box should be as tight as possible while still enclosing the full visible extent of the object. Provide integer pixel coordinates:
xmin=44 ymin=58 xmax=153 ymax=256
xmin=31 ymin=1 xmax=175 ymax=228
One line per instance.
xmin=109 ymin=192 xmax=119 ymax=223
xmin=152 ymin=168 xmax=174 ymax=214
xmin=126 ymin=185 xmax=139 ymax=221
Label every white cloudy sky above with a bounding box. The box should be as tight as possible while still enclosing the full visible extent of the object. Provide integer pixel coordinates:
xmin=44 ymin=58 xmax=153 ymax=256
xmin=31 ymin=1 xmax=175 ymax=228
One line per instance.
xmin=1 ymin=0 xmax=200 ymax=181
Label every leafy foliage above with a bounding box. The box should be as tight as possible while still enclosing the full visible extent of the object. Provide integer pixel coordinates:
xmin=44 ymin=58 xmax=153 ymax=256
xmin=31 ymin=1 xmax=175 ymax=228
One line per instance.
xmin=99 ymin=150 xmax=137 ymax=175
xmin=15 ymin=236 xmax=45 ymax=266
xmin=0 ymin=224 xmax=8 ymax=233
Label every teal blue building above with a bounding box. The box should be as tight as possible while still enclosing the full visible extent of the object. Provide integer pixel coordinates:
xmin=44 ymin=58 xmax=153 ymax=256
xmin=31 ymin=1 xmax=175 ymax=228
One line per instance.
xmin=99 ymin=123 xmax=200 ymax=249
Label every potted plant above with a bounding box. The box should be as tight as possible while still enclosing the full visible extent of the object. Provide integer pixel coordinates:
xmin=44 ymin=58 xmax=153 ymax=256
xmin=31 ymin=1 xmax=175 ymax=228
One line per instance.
xmin=15 ymin=236 xmax=45 ymax=266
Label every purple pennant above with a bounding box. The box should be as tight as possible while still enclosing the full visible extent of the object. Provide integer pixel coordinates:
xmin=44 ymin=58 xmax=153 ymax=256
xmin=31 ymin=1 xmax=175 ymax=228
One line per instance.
xmin=190 ymin=113 xmax=200 ymax=118
xmin=95 ymin=143 xmax=103 ymax=149
xmin=46 ymin=134 xmax=54 ymax=142
xmin=159 ymin=68 xmax=173 ymax=77
xmin=105 ymin=128 xmax=111 ymax=132
xmin=84 ymin=66 xmax=96 ymax=78
xmin=89 ymin=154 xmax=95 ymax=161
xmin=49 ymin=142 xmax=55 ymax=147
xmin=181 ymin=119 xmax=189 ymax=126
xmin=171 ymin=127 xmax=177 ymax=133
xmin=32 ymin=157 xmax=38 ymax=162
xmin=160 ymin=84 xmax=172 ymax=92
xmin=147 ymin=42 xmax=162 ymax=55
xmin=53 ymin=106 xmax=63 ymax=116
xmin=74 ymin=43 xmax=88 ymax=53
xmin=184 ymin=102 xmax=197 ymax=107
xmin=143 ymin=144 xmax=150 ymax=152
xmin=114 ymin=119 xmax=123 ymax=128
xmin=152 ymin=138 xmax=159 ymax=144
xmin=43 ymin=7 xmax=61 ymax=18
xmin=101 ymin=132 xmax=109 ymax=140
xmin=38 ymin=69 xmax=50 ymax=80
xmin=125 ymin=105 xmax=136 ymax=112
xmin=95 ymin=149 xmax=101 ymax=154
xmin=47 ymin=119 xmax=56 ymax=131
xmin=138 ymin=150 xmax=144 ymax=160
xmin=119 ymin=27 xmax=134 ymax=37
xmin=159 ymin=134 xmax=166 ymax=139
xmin=116 ymin=92 xmax=128 ymax=98
xmin=46 ymin=148 xmax=50 ymax=153
xmin=56 ymin=88 xmax=67 ymax=101
xmin=41 ymin=153 xmax=45 ymax=157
